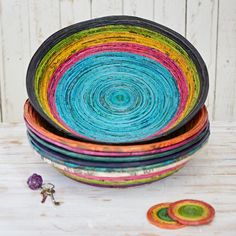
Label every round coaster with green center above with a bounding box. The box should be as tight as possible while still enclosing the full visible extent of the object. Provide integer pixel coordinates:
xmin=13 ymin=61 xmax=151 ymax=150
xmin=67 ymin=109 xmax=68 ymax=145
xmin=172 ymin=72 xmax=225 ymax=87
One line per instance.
xmin=168 ymin=199 xmax=215 ymax=226
xmin=147 ymin=203 xmax=185 ymax=229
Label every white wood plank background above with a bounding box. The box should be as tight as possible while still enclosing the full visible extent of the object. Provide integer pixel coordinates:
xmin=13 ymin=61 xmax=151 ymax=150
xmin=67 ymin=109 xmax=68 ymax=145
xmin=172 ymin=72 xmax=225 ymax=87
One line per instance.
xmin=0 ymin=0 xmax=235 ymax=123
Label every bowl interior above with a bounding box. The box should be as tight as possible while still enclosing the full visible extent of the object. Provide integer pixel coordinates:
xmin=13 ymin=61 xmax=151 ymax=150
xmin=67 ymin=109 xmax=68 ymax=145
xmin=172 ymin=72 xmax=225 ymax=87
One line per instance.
xmin=26 ymin=16 xmax=208 ymax=144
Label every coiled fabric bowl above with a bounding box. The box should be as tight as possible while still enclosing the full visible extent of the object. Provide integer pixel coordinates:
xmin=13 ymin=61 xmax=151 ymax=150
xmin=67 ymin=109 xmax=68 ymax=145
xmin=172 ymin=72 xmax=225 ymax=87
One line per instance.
xmin=25 ymin=15 xmax=210 ymax=187
xmin=26 ymin=15 xmax=209 ymax=144
xmin=24 ymin=100 xmax=209 ymax=187
xmin=24 ymin=100 xmax=209 ymax=158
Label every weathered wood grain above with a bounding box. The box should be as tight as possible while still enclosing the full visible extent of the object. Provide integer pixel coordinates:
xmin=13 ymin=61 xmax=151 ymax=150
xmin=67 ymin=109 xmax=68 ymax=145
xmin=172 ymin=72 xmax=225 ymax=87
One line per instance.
xmin=28 ymin=0 xmax=61 ymax=55
xmin=0 ymin=3 xmax=3 ymax=122
xmin=187 ymin=0 xmax=218 ymax=121
xmin=0 ymin=0 xmax=30 ymax=122
xmin=123 ymin=0 xmax=154 ymax=20
xmin=0 ymin=123 xmax=235 ymax=235
xmin=60 ymin=0 xmax=91 ymax=28
xmin=154 ymin=0 xmax=186 ymax=36
xmin=214 ymin=0 xmax=236 ymax=121
xmin=91 ymin=0 xmax=123 ymax=18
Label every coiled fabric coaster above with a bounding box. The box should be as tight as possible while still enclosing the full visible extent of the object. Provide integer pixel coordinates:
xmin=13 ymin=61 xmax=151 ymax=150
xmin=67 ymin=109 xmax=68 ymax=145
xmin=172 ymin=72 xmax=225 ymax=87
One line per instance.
xmin=168 ymin=199 xmax=215 ymax=226
xmin=26 ymin=15 xmax=209 ymax=144
xmin=147 ymin=203 xmax=185 ymax=229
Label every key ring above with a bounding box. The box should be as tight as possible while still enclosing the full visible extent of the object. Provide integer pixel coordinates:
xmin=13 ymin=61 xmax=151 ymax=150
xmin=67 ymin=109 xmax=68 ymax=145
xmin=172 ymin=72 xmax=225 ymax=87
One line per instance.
xmin=27 ymin=173 xmax=61 ymax=206
xmin=41 ymin=183 xmax=55 ymax=191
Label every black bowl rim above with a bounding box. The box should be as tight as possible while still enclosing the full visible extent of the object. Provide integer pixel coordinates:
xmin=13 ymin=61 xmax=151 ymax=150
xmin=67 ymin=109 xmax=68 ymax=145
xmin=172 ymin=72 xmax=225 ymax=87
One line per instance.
xmin=26 ymin=15 xmax=209 ymax=144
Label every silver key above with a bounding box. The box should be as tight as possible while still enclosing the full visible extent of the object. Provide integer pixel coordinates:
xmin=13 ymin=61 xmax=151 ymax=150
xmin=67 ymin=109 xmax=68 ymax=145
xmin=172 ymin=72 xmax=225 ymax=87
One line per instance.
xmin=40 ymin=188 xmax=50 ymax=203
xmin=50 ymin=190 xmax=60 ymax=206
xmin=40 ymin=183 xmax=60 ymax=206
xmin=40 ymin=183 xmax=54 ymax=204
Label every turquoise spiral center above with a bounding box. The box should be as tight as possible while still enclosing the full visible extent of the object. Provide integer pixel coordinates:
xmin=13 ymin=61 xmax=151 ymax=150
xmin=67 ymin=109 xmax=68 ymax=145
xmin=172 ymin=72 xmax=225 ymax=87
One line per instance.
xmin=55 ymin=52 xmax=179 ymax=143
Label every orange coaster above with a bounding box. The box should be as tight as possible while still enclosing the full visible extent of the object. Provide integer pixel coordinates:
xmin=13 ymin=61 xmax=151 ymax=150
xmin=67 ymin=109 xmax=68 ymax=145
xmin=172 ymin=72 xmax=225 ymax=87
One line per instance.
xmin=168 ymin=199 xmax=215 ymax=226
xmin=147 ymin=203 xmax=185 ymax=230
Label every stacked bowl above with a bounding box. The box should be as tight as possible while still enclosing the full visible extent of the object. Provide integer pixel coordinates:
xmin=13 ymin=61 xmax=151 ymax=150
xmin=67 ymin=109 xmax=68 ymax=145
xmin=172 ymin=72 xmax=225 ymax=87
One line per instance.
xmin=24 ymin=16 xmax=209 ymax=187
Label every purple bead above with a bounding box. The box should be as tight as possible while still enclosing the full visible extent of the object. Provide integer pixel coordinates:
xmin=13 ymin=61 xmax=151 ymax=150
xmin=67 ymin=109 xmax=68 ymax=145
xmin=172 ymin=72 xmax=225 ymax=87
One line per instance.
xmin=27 ymin=173 xmax=43 ymax=190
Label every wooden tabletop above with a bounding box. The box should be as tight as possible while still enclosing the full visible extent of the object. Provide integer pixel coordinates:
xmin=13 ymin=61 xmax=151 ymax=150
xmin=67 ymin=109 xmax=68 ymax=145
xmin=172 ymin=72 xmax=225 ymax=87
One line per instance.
xmin=0 ymin=123 xmax=236 ymax=236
